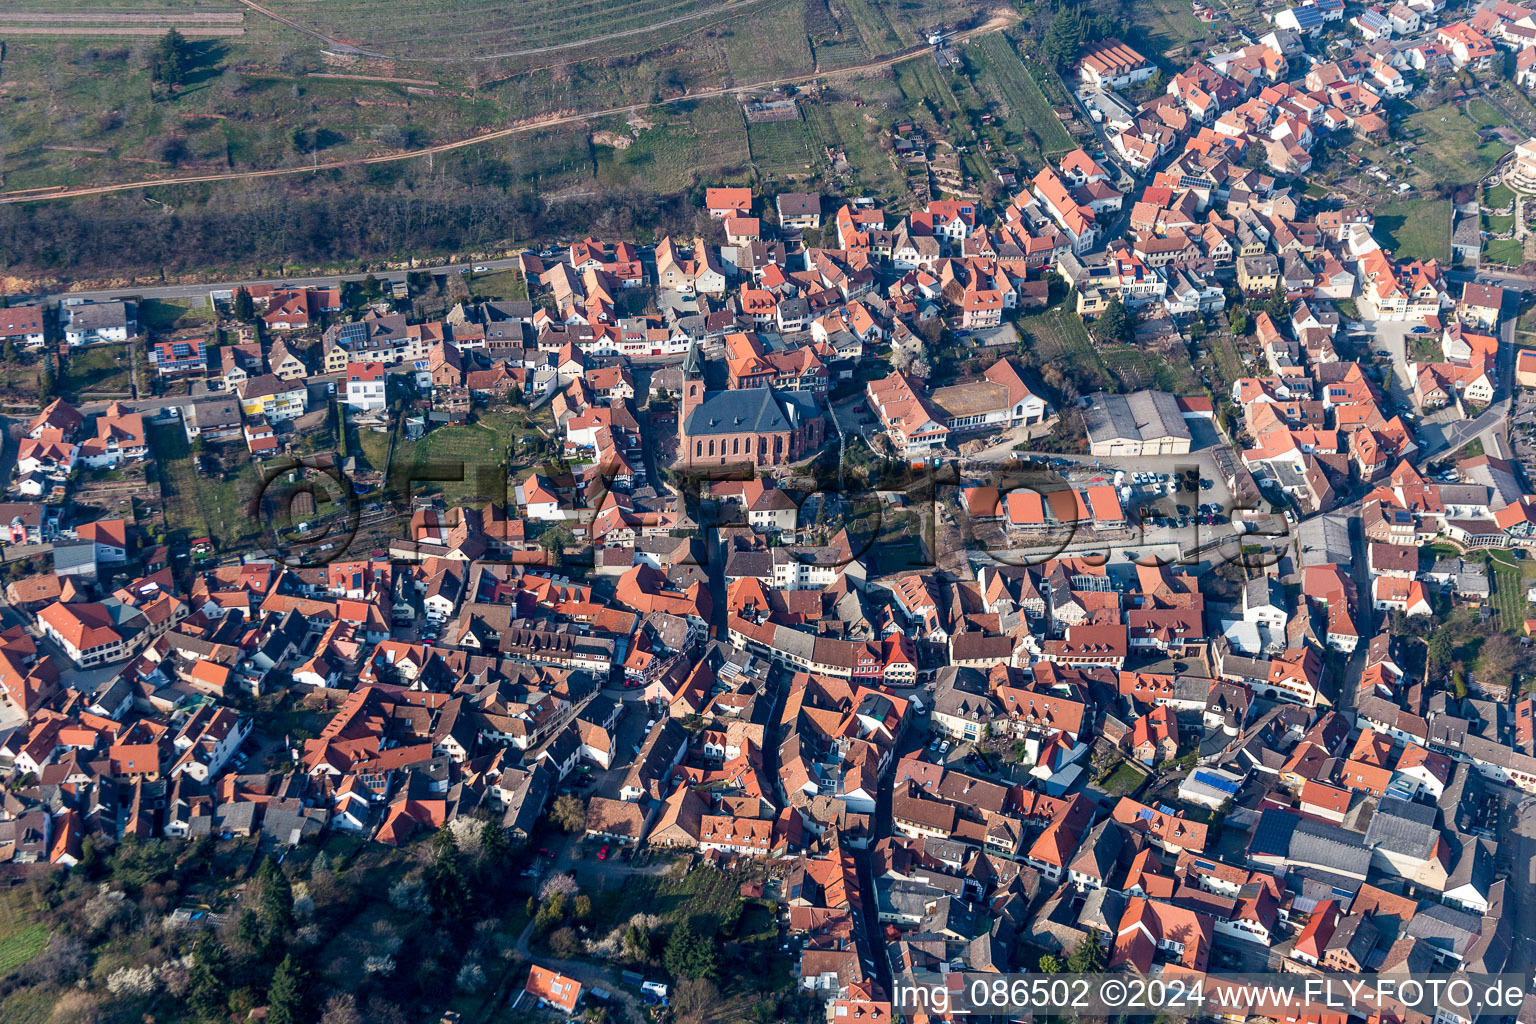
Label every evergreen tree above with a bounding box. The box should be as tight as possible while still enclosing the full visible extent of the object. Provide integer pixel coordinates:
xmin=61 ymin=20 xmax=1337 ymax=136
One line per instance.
xmin=189 ymin=934 xmax=228 ymax=1020
xmin=1263 ymin=281 xmax=1290 ymax=324
xmin=664 ymin=922 xmax=719 ymax=981
xmin=149 ymin=29 xmax=193 ymax=93
xmin=266 ymin=954 xmax=306 ymax=1024
xmin=256 ymin=857 xmax=294 ymax=935
xmin=236 ymin=908 xmax=265 ymax=952
xmin=425 ymin=829 xmax=470 ymax=918
xmin=1091 ymin=297 xmax=1133 ymax=345
xmin=480 ymin=818 xmax=510 ymax=866
xmin=1042 ymin=5 xmax=1085 ymax=68
xmin=37 ymin=356 xmax=55 ymax=402
xmin=232 ymin=285 xmax=255 ymax=322
xmin=1066 ymin=932 xmax=1105 ymax=973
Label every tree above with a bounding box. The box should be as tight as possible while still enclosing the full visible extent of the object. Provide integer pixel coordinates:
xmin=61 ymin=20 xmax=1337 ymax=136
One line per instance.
xmin=672 ymin=978 xmax=721 ymax=1024
xmin=149 ymin=29 xmax=194 ymax=94
xmin=1038 ymin=954 xmax=1063 ymax=973
xmin=1066 ymin=932 xmax=1105 ymax=973
xmin=236 ymin=908 xmax=265 ymax=953
xmin=232 ymin=286 xmax=255 ymax=322
xmin=550 ymin=793 xmax=586 ymax=832
xmin=38 ymin=356 xmax=55 ymax=402
xmin=1427 ymin=628 xmax=1454 ymax=675
xmin=320 ymin=994 xmax=362 ymax=1024
xmin=1477 ymin=633 xmax=1530 ymax=687
xmin=426 ymin=828 xmax=470 ymax=918
xmin=256 ymin=856 xmax=294 ymax=936
xmin=1091 ymin=297 xmax=1133 ymax=345
xmin=1263 ymin=281 xmax=1290 ymax=324
xmin=664 ymin=922 xmax=719 ymax=980
xmin=266 ymin=954 xmax=306 ymax=1024
xmin=188 ymin=934 xmax=227 ymax=1020
xmin=1227 ymin=309 xmax=1250 ymax=336
xmin=623 ymin=921 xmax=652 ymax=961
xmin=1042 ymin=5 xmax=1084 ymax=69
xmin=480 ymin=818 xmax=510 ymax=866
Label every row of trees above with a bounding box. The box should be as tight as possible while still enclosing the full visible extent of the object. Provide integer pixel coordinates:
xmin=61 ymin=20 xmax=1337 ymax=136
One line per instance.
xmin=0 ymin=178 xmax=703 ymax=282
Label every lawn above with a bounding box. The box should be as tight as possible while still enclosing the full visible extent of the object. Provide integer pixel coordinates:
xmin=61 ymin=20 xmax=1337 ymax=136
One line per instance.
xmin=801 ymin=100 xmax=906 ymax=199
xmin=1208 ymin=332 xmax=1245 ymax=390
xmin=264 ymin=0 xmax=737 ymax=60
xmin=1399 ymin=102 xmax=1512 ymax=187
xmin=61 ymin=344 xmax=133 ymax=397
xmin=394 ymin=408 xmax=549 ymax=508
xmin=1484 ymin=211 xmax=1515 ymax=235
xmin=148 ymin=421 xmax=263 ymax=557
xmin=138 ymin=297 xmax=214 ymax=333
xmin=1372 ymin=197 xmax=1453 ymax=263
xmin=1486 ymin=181 xmax=1516 ymax=210
xmin=1126 ymin=1 xmax=1208 ymax=54
xmin=1485 ymin=238 xmax=1526 ymax=266
xmin=594 ymin=98 xmax=750 ymax=193
xmin=591 ymin=860 xmax=744 ymax=936
xmin=469 ymin=270 xmax=530 ymax=303
xmin=1100 ymin=761 xmax=1149 ymax=797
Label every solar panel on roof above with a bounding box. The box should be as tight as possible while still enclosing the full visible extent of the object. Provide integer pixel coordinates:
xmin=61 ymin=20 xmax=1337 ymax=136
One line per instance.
xmin=1192 ymin=770 xmax=1240 ymax=795
xmin=1138 ymin=807 xmax=1155 ymax=821
xmin=1157 ymin=804 xmax=1178 ymax=816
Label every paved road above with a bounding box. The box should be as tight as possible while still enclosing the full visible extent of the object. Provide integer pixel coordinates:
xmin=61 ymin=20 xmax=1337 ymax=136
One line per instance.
xmin=1498 ymin=793 xmax=1536 ymax=987
xmin=15 ymin=259 xmax=531 ymax=307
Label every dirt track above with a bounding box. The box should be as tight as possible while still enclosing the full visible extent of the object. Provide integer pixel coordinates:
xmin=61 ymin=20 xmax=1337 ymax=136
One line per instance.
xmin=0 ymin=41 xmax=957 ymax=204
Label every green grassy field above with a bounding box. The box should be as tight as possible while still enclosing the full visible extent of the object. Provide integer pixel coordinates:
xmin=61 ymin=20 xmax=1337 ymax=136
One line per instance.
xmin=394 ymin=407 xmax=552 ymax=507
xmin=469 ymin=270 xmax=529 ymax=303
xmin=1100 ymin=761 xmax=1149 ymax=796
xmin=1399 ymin=102 xmax=1512 ymax=187
xmin=265 ymin=0 xmax=747 ymax=60
xmin=1486 ymin=238 xmax=1526 ymax=266
xmin=0 ymin=0 xmax=983 ymax=203
xmin=1486 ymin=181 xmax=1516 ymax=210
xmin=805 ymin=0 xmax=869 ymax=69
xmin=61 ymin=345 xmax=134 ymax=396
xmin=801 ymin=100 xmax=905 ymax=199
xmin=139 ymin=297 xmax=215 ymax=333
xmin=1126 ymin=1 xmax=1208 ymax=54
xmin=149 ymin=420 xmax=263 ymax=555
xmin=1372 ymin=197 xmax=1453 ymax=263
xmin=1484 ymin=211 xmax=1515 ymax=235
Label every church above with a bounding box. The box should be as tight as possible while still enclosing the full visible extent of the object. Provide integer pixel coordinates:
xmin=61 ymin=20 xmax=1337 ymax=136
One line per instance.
xmin=677 ymin=346 xmax=826 ymax=469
